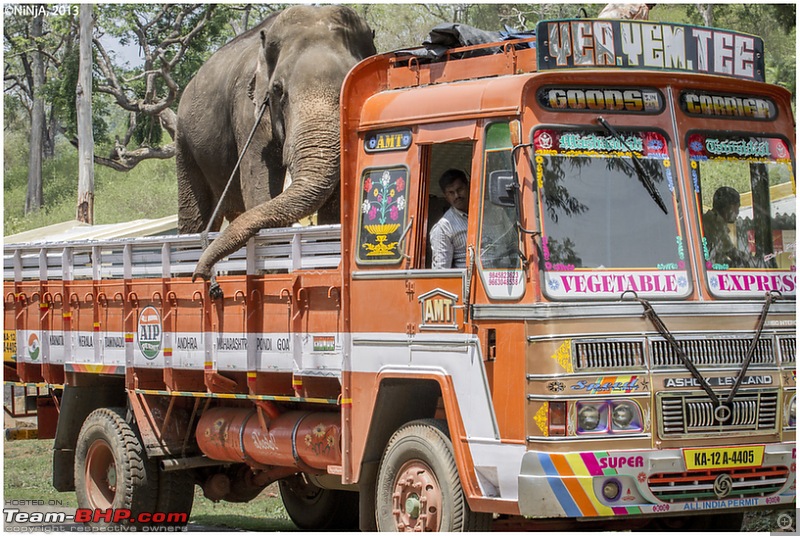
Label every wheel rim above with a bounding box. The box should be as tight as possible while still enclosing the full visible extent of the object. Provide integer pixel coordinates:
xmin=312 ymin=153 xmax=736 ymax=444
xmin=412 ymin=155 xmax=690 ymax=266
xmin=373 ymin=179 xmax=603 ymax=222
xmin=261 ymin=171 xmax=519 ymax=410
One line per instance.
xmin=85 ymin=438 xmax=117 ymax=509
xmin=390 ymin=459 xmax=442 ymax=531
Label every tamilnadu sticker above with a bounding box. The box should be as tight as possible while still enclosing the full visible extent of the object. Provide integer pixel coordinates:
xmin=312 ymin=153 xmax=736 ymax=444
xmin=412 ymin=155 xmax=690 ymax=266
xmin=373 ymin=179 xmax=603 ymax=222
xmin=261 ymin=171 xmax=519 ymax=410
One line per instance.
xmin=684 ymin=446 xmax=764 ymax=470
xmin=138 ymin=306 xmax=162 ymax=360
xmin=27 ymin=333 xmax=40 ymax=361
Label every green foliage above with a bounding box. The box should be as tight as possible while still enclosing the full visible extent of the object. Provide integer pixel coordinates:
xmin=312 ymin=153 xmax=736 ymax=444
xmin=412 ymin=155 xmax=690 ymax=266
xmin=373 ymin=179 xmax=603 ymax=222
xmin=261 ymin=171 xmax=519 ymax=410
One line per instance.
xmin=4 ymin=136 xmax=177 ymax=236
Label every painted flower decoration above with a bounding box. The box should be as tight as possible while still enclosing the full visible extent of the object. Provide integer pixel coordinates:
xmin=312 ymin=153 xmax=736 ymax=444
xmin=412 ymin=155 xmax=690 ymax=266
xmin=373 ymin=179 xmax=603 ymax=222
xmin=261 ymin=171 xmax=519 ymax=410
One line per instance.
xmin=364 ymin=178 xmax=372 ymax=192
xmin=380 ymin=170 xmax=391 ymax=188
xmin=548 ymin=278 xmax=561 ymax=291
xmin=326 ymin=436 xmax=335 ymax=448
xmin=396 ymin=177 xmax=405 ymax=192
xmin=362 ymin=200 xmax=371 ymax=214
xmin=390 ymin=206 xmax=399 ymax=221
xmin=304 ymin=434 xmax=312 ymax=446
xmin=313 ymin=424 xmax=326 ymax=438
xmin=689 ymin=140 xmax=704 ymax=153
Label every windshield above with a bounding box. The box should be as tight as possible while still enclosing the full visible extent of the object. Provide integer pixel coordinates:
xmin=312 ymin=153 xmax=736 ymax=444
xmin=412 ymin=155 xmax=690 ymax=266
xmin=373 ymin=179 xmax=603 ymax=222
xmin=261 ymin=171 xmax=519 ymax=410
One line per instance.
xmin=689 ymin=133 xmax=796 ymax=297
xmin=534 ymin=128 xmax=690 ymax=300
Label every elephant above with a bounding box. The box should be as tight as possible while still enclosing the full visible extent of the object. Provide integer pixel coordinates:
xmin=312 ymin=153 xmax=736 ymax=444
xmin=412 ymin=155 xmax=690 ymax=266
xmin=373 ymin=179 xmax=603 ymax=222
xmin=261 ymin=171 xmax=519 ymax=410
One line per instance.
xmin=176 ymin=5 xmax=376 ymax=282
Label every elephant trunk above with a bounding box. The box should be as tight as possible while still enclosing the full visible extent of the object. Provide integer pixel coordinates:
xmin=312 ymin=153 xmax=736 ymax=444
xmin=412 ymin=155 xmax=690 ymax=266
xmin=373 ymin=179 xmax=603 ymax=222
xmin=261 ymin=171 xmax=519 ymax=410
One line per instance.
xmin=193 ymin=115 xmax=340 ymax=281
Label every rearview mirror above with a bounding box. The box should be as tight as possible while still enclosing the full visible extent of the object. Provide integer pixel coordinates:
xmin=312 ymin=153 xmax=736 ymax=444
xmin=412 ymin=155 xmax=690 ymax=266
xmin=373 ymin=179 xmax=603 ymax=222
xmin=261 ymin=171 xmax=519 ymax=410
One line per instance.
xmin=488 ymin=170 xmax=515 ymax=207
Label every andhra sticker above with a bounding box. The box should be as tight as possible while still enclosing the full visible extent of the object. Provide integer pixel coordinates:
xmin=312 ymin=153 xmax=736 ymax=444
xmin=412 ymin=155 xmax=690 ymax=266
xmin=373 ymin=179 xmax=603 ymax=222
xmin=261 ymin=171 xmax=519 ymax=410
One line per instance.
xmin=137 ymin=306 xmax=162 ymax=360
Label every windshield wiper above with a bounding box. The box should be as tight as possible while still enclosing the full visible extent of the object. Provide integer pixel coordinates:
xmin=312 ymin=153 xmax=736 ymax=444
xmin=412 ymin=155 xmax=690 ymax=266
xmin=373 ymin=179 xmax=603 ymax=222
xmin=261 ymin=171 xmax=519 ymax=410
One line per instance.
xmin=596 ymin=116 xmax=668 ymax=215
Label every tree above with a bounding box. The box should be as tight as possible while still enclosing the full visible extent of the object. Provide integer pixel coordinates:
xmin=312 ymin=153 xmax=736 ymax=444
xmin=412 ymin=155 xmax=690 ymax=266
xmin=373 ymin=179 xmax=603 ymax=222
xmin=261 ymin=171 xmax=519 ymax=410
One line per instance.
xmin=76 ymin=4 xmax=94 ymax=224
xmin=24 ymin=7 xmax=45 ymax=214
xmin=86 ymin=4 xmax=233 ymax=171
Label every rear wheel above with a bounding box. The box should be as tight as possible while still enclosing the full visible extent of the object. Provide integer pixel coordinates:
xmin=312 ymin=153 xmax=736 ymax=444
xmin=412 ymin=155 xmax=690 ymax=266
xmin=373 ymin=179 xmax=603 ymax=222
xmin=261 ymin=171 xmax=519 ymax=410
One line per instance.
xmin=279 ymin=473 xmax=359 ymax=530
xmin=156 ymin=469 xmax=195 ymax=525
xmin=376 ymin=419 xmax=491 ymax=532
xmin=75 ymin=407 xmax=158 ymax=517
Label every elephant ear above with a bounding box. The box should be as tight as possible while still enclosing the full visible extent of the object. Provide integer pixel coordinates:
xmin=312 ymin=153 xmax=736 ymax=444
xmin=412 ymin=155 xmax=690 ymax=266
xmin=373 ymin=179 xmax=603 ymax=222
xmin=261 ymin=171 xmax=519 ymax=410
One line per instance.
xmin=247 ymin=30 xmax=271 ymax=110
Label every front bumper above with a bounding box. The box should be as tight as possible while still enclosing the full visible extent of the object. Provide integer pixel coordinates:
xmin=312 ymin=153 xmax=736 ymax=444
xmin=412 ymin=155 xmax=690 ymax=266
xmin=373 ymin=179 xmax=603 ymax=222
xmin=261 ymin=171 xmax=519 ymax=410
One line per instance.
xmin=518 ymin=443 xmax=796 ymax=518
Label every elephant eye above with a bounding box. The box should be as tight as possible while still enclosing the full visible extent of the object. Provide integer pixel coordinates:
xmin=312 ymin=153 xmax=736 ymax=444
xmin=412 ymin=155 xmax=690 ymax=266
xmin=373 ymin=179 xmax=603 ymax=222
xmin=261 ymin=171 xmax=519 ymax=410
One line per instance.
xmin=272 ymin=81 xmax=284 ymax=96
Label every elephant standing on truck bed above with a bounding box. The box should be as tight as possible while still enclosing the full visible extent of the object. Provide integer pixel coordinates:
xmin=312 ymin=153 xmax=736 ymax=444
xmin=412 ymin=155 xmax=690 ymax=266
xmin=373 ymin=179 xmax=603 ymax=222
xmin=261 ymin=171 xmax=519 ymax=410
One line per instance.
xmin=176 ymin=5 xmax=375 ymax=282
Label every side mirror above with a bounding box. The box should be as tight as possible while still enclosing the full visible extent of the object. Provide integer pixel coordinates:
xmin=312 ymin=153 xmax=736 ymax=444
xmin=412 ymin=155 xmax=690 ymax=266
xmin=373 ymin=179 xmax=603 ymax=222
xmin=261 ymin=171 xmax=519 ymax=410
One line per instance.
xmin=488 ymin=170 xmax=515 ymax=207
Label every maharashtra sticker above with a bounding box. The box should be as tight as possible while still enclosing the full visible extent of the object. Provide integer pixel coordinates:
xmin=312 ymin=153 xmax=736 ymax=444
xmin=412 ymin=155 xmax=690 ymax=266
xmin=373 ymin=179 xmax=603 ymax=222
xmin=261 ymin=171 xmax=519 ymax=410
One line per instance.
xmin=684 ymin=446 xmax=764 ymax=470
xmin=137 ymin=305 xmax=162 ymax=360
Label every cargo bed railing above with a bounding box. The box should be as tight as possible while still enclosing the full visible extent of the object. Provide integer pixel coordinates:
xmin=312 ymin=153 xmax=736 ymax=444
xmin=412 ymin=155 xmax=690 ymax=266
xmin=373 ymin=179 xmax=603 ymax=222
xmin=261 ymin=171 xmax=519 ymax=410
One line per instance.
xmin=4 ymin=224 xmax=342 ymax=282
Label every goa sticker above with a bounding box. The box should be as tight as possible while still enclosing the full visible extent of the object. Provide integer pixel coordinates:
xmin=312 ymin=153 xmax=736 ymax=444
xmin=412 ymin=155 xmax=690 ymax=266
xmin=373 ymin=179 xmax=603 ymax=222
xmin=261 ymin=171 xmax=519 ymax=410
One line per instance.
xmin=28 ymin=333 xmax=40 ymax=361
xmin=138 ymin=306 xmax=162 ymax=360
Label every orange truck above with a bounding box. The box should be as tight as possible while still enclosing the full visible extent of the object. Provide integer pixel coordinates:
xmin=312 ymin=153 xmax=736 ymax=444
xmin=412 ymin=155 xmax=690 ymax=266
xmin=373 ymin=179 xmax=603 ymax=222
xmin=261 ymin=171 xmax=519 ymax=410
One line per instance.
xmin=4 ymin=18 xmax=796 ymax=531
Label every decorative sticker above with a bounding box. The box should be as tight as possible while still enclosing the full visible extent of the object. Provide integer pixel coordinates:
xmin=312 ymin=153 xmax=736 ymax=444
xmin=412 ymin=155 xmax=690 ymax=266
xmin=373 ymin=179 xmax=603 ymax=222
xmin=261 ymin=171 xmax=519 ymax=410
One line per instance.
xmin=537 ymin=87 xmax=664 ymax=114
xmin=687 ymin=133 xmax=788 ymax=161
xmin=27 ymin=332 xmax=40 ymax=361
xmin=544 ymin=270 xmax=689 ymax=299
xmin=4 ymin=331 xmax=16 ymax=362
xmin=534 ymin=402 xmax=549 ymax=437
xmin=571 ymin=375 xmax=641 ymax=394
xmin=364 ymin=129 xmax=412 ymax=153
xmin=357 ymin=168 xmax=409 ymax=264
xmin=534 ymin=129 xmax=669 ymax=158
xmin=550 ymin=339 xmax=574 ymax=373
xmin=537 ymin=19 xmax=765 ymax=82
xmin=137 ymin=305 xmax=162 ymax=361
xmin=680 ymin=91 xmax=776 ymax=120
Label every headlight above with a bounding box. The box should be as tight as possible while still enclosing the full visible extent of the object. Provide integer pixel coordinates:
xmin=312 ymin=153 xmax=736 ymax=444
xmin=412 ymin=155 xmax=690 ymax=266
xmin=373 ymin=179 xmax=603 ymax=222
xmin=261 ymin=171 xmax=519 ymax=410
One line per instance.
xmin=576 ymin=400 xmax=642 ymax=435
xmin=789 ymin=397 xmax=796 ymax=427
xmin=577 ymin=402 xmax=607 ymax=433
xmin=610 ymin=401 xmax=641 ymax=431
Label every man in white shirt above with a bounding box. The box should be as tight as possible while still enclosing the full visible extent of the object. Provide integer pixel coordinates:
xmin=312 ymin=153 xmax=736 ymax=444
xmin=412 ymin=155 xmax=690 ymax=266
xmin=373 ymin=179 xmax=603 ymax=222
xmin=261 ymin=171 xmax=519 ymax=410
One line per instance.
xmin=430 ymin=169 xmax=470 ymax=269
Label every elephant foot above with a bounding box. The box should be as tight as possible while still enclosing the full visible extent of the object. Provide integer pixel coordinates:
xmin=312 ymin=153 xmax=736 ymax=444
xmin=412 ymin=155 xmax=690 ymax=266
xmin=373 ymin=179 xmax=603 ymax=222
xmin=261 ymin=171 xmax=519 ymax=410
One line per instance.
xmin=192 ymin=267 xmax=225 ymax=300
xmin=208 ymin=282 xmax=224 ymax=301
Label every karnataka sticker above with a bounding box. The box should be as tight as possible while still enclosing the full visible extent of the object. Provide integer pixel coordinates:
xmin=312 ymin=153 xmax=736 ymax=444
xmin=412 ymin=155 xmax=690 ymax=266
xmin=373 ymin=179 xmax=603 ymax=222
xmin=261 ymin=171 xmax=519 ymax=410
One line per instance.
xmin=28 ymin=333 xmax=40 ymax=361
xmin=138 ymin=306 xmax=162 ymax=360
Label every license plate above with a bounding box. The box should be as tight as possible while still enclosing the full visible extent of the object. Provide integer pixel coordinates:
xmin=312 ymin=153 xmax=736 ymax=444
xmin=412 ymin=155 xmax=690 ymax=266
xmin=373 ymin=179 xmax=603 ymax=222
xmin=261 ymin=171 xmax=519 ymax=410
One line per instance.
xmin=684 ymin=446 xmax=764 ymax=470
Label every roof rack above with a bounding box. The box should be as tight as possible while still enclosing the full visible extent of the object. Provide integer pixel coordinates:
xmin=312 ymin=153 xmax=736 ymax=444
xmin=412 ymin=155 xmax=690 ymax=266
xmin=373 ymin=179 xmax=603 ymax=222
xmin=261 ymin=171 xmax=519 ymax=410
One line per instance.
xmin=386 ymin=37 xmax=538 ymax=90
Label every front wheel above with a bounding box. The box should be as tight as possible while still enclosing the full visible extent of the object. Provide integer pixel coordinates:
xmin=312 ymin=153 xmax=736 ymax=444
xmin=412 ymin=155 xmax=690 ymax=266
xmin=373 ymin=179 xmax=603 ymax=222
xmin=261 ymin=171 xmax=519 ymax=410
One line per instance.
xmin=376 ymin=419 xmax=491 ymax=532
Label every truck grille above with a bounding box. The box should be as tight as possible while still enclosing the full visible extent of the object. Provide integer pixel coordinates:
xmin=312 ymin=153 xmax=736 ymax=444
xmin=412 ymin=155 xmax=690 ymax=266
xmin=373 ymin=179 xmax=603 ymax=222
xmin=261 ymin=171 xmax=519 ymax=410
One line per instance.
xmin=648 ymin=466 xmax=789 ymax=503
xmin=778 ymin=336 xmax=795 ymax=366
xmin=651 ymin=337 xmax=775 ymax=367
xmin=660 ymin=391 xmax=779 ymax=437
xmin=574 ymin=340 xmax=645 ymax=370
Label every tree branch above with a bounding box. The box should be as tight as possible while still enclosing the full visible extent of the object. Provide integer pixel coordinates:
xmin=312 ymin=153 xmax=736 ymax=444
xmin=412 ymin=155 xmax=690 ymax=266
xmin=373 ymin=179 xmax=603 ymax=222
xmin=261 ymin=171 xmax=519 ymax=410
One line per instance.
xmin=70 ymin=137 xmax=176 ymax=171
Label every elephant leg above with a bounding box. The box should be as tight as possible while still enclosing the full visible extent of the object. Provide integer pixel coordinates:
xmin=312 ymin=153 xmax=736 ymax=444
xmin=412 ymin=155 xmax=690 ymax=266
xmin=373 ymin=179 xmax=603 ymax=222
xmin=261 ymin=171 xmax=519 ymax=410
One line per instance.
xmin=177 ymin=147 xmax=220 ymax=234
xmin=239 ymin=145 xmax=285 ymax=211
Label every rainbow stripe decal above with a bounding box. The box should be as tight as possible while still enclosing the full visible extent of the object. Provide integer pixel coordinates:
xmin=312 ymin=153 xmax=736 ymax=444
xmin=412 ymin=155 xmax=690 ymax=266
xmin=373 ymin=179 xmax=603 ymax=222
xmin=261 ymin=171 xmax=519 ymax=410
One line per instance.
xmin=65 ymin=363 xmax=125 ymax=375
xmin=538 ymin=452 xmax=645 ymax=517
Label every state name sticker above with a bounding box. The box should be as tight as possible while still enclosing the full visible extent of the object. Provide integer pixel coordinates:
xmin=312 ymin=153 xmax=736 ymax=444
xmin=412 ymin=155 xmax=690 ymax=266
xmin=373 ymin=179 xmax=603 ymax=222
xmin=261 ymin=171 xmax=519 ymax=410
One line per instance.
xmin=138 ymin=305 xmax=162 ymax=360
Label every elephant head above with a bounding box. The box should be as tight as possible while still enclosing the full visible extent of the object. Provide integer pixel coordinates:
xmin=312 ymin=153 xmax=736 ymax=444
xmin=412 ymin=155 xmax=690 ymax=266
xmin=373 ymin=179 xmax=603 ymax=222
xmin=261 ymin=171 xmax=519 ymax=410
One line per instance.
xmin=188 ymin=5 xmax=375 ymax=282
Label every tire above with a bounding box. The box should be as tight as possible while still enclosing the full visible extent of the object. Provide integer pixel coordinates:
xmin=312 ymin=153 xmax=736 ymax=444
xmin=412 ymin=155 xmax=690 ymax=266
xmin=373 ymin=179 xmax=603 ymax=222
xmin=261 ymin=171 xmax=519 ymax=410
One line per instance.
xmin=74 ymin=407 xmax=158 ymax=520
xmin=279 ymin=473 xmax=360 ymax=531
xmin=376 ymin=419 xmax=492 ymax=532
xmin=156 ymin=469 xmax=195 ymax=525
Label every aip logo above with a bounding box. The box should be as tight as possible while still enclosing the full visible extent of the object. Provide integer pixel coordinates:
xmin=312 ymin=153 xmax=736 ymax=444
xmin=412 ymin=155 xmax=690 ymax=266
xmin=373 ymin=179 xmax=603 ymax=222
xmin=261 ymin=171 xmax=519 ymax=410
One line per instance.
xmin=27 ymin=333 xmax=40 ymax=361
xmin=138 ymin=306 xmax=162 ymax=360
